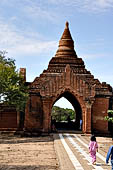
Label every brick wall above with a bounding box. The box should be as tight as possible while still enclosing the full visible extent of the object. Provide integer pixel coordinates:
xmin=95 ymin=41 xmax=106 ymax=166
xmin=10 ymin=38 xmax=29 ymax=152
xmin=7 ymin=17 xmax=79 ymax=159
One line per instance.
xmin=0 ymin=106 xmax=17 ymax=129
xmin=92 ymin=97 xmax=109 ymax=133
xmin=24 ymin=93 xmax=43 ymax=131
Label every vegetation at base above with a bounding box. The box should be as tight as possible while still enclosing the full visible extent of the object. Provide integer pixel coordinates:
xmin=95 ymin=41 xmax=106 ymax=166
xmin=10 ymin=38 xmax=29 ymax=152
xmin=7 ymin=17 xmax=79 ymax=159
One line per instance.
xmin=51 ymin=106 xmax=75 ymax=122
xmin=0 ymin=51 xmax=28 ymax=112
xmin=105 ymin=110 xmax=113 ymax=123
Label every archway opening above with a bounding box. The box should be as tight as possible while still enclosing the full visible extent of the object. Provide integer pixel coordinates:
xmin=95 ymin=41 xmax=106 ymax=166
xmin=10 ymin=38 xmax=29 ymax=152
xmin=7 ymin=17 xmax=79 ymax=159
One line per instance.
xmin=51 ymin=91 xmax=82 ymax=131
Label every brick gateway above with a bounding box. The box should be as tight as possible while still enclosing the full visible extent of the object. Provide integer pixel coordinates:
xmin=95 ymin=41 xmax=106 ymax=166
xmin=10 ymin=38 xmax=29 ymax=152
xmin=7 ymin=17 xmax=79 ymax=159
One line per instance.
xmin=24 ymin=22 xmax=112 ymax=134
xmin=0 ymin=22 xmax=112 ymax=134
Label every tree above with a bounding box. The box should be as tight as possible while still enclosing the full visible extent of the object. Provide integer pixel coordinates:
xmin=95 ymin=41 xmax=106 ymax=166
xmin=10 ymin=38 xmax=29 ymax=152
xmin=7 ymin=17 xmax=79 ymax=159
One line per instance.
xmin=51 ymin=106 xmax=75 ymax=122
xmin=0 ymin=51 xmax=28 ymax=112
xmin=105 ymin=110 xmax=113 ymax=123
xmin=105 ymin=110 xmax=113 ymax=138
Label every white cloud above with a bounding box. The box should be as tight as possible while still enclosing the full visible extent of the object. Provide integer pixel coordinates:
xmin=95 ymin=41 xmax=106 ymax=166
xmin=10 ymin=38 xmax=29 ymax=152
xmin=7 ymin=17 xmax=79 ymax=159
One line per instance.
xmin=0 ymin=18 xmax=57 ymax=58
xmin=1 ymin=0 xmax=59 ymax=23
xmin=0 ymin=20 xmax=23 ymax=47
xmin=98 ymin=0 xmax=113 ymax=8
xmin=7 ymin=41 xmax=57 ymax=58
xmin=1 ymin=0 xmax=113 ymax=28
xmin=80 ymin=53 xmax=107 ymax=59
xmin=48 ymin=0 xmax=113 ymax=12
xmin=24 ymin=5 xmax=57 ymax=22
xmin=25 ymin=0 xmax=113 ymax=16
xmin=81 ymin=0 xmax=113 ymax=12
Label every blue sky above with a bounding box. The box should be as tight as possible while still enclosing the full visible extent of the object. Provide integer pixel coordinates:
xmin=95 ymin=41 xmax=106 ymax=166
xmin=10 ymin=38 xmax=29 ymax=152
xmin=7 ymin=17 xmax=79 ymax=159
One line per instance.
xmin=0 ymin=0 xmax=113 ymax=109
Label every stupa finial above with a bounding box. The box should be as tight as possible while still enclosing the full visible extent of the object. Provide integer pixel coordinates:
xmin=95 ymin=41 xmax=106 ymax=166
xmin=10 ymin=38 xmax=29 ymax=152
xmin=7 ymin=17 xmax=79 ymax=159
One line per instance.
xmin=65 ymin=21 xmax=69 ymax=29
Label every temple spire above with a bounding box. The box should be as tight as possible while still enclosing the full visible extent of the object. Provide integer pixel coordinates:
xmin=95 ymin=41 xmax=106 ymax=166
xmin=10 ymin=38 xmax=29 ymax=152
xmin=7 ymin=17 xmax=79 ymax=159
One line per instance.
xmin=65 ymin=21 xmax=69 ymax=28
xmin=55 ymin=21 xmax=77 ymax=58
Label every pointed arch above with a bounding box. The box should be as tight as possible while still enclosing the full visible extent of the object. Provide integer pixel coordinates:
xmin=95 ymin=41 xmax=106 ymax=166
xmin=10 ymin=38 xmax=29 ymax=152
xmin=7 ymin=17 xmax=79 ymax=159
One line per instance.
xmin=52 ymin=90 xmax=84 ymax=130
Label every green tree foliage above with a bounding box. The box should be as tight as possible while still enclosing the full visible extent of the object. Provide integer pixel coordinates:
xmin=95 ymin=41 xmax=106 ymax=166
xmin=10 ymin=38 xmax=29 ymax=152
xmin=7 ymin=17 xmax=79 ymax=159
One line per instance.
xmin=51 ymin=106 xmax=75 ymax=122
xmin=105 ymin=110 xmax=113 ymax=123
xmin=0 ymin=51 xmax=28 ymax=111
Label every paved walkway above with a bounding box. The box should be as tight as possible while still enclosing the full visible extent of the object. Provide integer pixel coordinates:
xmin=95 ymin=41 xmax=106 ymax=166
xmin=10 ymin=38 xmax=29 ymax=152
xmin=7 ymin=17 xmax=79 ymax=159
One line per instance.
xmin=54 ymin=133 xmax=113 ymax=170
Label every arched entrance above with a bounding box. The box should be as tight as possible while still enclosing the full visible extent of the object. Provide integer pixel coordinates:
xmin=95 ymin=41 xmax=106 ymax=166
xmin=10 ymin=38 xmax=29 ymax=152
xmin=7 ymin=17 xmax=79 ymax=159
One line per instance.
xmin=52 ymin=91 xmax=82 ymax=131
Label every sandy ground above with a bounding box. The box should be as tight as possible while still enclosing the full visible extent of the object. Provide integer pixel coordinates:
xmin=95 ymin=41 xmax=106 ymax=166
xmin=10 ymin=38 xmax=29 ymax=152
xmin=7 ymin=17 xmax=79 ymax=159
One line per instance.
xmin=0 ymin=134 xmax=59 ymax=170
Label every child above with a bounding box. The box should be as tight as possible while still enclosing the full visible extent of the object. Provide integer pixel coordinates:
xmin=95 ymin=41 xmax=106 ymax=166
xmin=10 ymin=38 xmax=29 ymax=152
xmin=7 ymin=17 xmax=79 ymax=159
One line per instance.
xmin=89 ymin=135 xmax=98 ymax=164
xmin=106 ymin=145 xmax=113 ymax=170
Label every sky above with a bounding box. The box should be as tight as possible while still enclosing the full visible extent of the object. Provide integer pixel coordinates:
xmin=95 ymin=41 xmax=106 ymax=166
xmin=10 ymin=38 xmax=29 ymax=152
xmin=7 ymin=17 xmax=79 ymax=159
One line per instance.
xmin=0 ymin=0 xmax=113 ymax=109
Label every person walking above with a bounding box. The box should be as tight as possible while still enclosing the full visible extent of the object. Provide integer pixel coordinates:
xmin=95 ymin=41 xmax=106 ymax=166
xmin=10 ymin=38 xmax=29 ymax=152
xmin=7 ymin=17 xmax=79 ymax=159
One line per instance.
xmin=89 ymin=135 xmax=98 ymax=164
xmin=106 ymin=145 xmax=113 ymax=170
xmin=79 ymin=119 xmax=82 ymax=130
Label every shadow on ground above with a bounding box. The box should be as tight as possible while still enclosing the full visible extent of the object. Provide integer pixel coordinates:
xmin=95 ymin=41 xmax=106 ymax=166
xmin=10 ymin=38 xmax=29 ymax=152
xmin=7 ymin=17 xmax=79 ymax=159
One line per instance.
xmin=0 ymin=135 xmax=53 ymax=144
xmin=0 ymin=165 xmax=58 ymax=170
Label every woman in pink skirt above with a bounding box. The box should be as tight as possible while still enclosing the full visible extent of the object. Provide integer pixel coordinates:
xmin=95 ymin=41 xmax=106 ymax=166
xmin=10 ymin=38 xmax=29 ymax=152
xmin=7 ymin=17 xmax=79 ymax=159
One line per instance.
xmin=89 ymin=135 xmax=98 ymax=164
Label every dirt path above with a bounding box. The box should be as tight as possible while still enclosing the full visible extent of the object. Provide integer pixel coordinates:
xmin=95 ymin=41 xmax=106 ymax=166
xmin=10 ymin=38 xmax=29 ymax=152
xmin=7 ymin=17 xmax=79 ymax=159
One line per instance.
xmin=0 ymin=134 xmax=59 ymax=170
